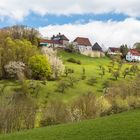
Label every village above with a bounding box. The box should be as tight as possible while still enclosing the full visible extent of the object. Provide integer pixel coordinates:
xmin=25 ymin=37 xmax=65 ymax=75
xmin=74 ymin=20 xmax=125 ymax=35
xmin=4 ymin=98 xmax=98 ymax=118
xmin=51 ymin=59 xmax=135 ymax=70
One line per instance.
xmin=39 ymin=33 xmax=140 ymax=62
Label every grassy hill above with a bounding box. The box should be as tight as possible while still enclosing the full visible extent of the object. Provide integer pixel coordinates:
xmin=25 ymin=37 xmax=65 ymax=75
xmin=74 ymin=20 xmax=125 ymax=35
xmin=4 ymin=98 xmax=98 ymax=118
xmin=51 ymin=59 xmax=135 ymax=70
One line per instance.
xmin=0 ymin=50 xmax=138 ymax=104
xmin=1 ymin=109 xmax=140 ymax=140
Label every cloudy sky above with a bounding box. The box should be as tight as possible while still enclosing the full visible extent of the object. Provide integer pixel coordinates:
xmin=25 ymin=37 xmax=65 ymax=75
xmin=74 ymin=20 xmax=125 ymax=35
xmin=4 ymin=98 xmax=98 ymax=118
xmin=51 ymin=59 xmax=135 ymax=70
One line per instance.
xmin=0 ymin=0 xmax=140 ymax=48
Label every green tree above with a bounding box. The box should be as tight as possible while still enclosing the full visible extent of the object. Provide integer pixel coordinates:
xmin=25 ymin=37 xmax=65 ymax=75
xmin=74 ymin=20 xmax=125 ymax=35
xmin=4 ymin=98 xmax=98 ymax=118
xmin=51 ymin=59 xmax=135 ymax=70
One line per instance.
xmin=134 ymin=42 xmax=140 ymax=52
xmin=0 ymin=37 xmax=39 ymax=78
xmin=112 ymin=70 xmax=120 ymax=80
xmin=29 ymin=55 xmax=51 ymax=80
xmin=122 ymin=68 xmax=130 ymax=79
xmin=120 ymin=44 xmax=128 ymax=59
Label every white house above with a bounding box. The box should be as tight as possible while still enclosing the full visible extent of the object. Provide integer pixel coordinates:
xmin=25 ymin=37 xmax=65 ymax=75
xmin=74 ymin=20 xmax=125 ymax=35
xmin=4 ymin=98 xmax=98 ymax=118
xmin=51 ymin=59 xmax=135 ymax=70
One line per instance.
xmin=126 ymin=49 xmax=140 ymax=62
xmin=73 ymin=37 xmax=92 ymax=55
xmin=107 ymin=47 xmax=122 ymax=55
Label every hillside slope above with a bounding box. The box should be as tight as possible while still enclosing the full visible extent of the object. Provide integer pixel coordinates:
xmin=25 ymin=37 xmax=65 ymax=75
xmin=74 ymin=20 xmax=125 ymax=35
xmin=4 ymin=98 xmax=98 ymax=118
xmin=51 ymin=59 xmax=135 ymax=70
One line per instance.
xmin=0 ymin=109 xmax=140 ymax=140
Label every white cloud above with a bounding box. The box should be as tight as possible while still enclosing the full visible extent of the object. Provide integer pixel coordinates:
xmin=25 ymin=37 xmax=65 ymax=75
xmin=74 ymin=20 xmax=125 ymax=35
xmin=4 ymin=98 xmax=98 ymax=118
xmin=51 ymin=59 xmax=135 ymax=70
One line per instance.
xmin=39 ymin=18 xmax=140 ymax=49
xmin=0 ymin=0 xmax=140 ymax=20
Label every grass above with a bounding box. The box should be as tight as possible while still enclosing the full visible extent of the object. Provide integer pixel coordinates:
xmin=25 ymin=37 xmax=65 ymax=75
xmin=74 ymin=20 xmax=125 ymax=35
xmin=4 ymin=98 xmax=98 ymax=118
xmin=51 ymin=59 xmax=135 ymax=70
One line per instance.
xmin=0 ymin=50 xmax=139 ymax=104
xmin=0 ymin=109 xmax=140 ymax=140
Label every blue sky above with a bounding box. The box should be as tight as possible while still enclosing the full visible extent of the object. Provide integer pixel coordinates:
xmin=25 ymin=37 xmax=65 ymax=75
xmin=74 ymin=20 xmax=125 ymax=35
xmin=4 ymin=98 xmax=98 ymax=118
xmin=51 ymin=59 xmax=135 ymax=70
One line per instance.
xmin=0 ymin=13 xmax=129 ymax=28
xmin=0 ymin=0 xmax=140 ymax=47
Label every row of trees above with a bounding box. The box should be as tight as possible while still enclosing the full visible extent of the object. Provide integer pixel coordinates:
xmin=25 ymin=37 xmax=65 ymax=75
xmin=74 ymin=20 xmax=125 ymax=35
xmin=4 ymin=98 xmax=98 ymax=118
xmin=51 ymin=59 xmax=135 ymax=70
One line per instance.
xmin=0 ymin=25 xmax=41 ymax=46
xmin=0 ymin=38 xmax=65 ymax=80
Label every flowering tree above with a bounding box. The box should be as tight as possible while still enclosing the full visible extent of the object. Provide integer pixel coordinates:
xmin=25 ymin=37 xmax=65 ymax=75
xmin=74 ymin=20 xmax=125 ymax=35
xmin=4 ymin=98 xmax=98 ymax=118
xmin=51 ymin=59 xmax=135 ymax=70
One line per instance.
xmin=4 ymin=61 xmax=25 ymax=79
xmin=42 ymin=48 xmax=65 ymax=79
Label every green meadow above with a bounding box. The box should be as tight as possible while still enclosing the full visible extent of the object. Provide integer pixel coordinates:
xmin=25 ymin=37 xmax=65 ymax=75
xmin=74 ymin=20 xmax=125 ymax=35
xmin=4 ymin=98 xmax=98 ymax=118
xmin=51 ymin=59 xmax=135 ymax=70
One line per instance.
xmin=0 ymin=50 xmax=138 ymax=104
xmin=1 ymin=109 xmax=140 ymax=140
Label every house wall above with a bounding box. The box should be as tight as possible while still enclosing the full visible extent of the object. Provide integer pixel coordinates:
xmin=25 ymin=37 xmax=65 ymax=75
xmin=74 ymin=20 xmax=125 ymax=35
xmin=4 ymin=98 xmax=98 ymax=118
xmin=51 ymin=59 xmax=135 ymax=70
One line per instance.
xmin=61 ymin=40 xmax=69 ymax=46
xmin=81 ymin=50 xmax=105 ymax=58
xmin=78 ymin=45 xmax=92 ymax=52
xmin=126 ymin=52 xmax=140 ymax=61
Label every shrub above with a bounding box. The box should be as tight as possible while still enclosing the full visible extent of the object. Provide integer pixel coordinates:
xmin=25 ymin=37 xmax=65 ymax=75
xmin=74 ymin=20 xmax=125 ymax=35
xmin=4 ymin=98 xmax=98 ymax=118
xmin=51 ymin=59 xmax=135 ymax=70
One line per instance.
xmin=28 ymin=55 xmax=51 ymax=80
xmin=4 ymin=61 xmax=25 ymax=79
xmin=112 ymin=70 xmax=120 ymax=80
xmin=71 ymin=92 xmax=98 ymax=119
xmin=130 ymin=65 xmax=139 ymax=75
xmin=122 ymin=67 xmax=130 ymax=78
xmin=0 ymin=91 xmax=37 ymax=133
xmin=56 ymin=80 xmax=70 ymax=93
xmin=87 ymin=77 xmax=98 ymax=86
xmin=81 ymin=67 xmax=86 ymax=80
xmin=64 ymin=67 xmax=74 ymax=77
xmin=96 ymin=97 xmax=112 ymax=116
xmin=67 ymin=58 xmax=81 ymax=65
xmin=126 ymin=96 xmax=140 ymax=109
xmin=115 ymin=96 xmax=129 ymax=112
xmin=40 ymin=100 xmax=69 ymax=126
xmin=67 ymin=75 xmax=79 ymax=87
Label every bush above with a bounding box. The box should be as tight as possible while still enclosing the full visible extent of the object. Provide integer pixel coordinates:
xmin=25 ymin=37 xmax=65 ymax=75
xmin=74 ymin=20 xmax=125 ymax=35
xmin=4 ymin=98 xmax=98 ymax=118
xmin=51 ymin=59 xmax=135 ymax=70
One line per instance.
xmin=67 ymin=58 xmax=81 ymax=65
xmin=0 ymin=92 xmax=37 ymax=133
xmin=28 ymin=55 xmax=51 ymax=80
xmin=56 ymin=80 xmax=70 ymax=93
xmin=4 ymin=61 xmax=25 ymax=79
xmin=71 ymin=92 xmax=98 ymax=119
xmin=40 ymin=100 xmax=69 ymax=126
xmin=96 ymin=97 xmax=112 ymax=116
xmin=87 ymin=77 xmax=98 ymax=86
xmin=67 ymin=75 xmax=79 ymax=87
xmin=64 ymin=67 xmax=74 ymax=77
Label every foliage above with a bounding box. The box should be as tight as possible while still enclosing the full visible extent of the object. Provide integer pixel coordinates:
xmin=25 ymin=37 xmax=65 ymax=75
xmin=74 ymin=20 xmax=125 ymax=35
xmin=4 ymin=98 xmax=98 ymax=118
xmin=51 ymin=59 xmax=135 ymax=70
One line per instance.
xmin=67 ymin=75 xmax=79 ymax=87
xmin=87 ymin=77 xmax=98 ymax=86
xmin=71 ymin=92 xmax=98 ymax=119
xmin=122 ymin=67 xmax=130 ymax=78
xmin=0 ymin=25 xmax=41 ymax=46
xmin=130 ymin=65 xmax=139 ymax=75
xmin=81 ymin=67 xmax=86 ymax=80
xmin=64 ymin=67 xmax=74 ymax=77
xmin=0 ymin=79 xmax=37 ymax=134
xmin=40 ymin=100 xmax=69 ymax=126
xmin=28 ymin=55 xmax=51 ymax=80
xmin=134 ymin=42 xmax=140 ymax=53
xmin=67 ymin=58 xmax=81 ymax=65
xmin=120 ymin=44 xmax=129 ymax=58
xmin=65 ymin=44 xmax=75 ymax=53
xmin=42 ymin=48 xmax=65 ymax=79
xmin=112 ymin=70 xmax=120 ymax=80
xmin=99 ymin=66 xmax=105 ymax=78
xmin=0 ymin=37 xmax=39 ymax=79
xmin=56 ymin=80 xmax=70 ymax=93
xmin=4 ymin=61 xmax=25 ymax=79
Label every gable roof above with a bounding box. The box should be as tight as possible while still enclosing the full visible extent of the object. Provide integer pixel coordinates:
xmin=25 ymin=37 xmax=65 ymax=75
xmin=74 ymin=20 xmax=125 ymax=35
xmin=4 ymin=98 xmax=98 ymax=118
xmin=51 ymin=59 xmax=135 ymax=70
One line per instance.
xmin=40 ymin=39 xmax=62 ymax=45
xmin=52 ymin=33 xmax=69 ymax=41
xmin=129 ymin=49 xmax=140 ymax=56
xmin=92 ymin=42 xmax=102 ymax=51
xmin=74 ymin=37 xmax=92 ymax=46
xmin=109 ymin=47 xmax=120 ymax=52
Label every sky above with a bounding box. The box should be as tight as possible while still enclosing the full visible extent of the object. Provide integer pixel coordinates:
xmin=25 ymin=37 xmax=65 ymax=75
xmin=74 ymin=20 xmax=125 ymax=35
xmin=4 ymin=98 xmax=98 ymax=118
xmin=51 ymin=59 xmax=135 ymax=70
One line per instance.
xmin=0 ymin=0 xmax=140 ymax=48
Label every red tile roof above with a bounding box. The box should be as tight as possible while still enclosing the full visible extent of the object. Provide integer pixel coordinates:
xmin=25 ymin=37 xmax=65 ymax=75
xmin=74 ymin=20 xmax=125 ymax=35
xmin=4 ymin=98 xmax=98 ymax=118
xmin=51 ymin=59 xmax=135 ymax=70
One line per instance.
xmin=109 ymin=47 xmax=120 ymax=52
xmin=40 ymin=39 xmax=62 ymax=45
xmin=74 ymin=37 xmax=92 ymax=46
xmin=129 ymin=49 xmax=140 ymax=56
